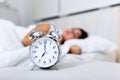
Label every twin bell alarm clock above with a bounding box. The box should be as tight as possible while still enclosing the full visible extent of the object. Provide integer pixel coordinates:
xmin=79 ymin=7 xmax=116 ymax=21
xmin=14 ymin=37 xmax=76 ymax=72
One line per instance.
xmin=29 ymin=24 xmax=62 ymax=70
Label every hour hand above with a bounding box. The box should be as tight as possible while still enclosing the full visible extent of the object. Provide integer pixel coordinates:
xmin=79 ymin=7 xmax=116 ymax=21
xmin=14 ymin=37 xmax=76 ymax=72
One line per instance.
xmin=41 ymin=52 xmax=45 ymax=58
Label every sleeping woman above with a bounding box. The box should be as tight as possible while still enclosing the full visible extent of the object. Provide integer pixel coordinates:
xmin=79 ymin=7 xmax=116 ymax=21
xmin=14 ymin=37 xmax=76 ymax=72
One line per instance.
xmin=22 ymin=24 xmax=88 ymax=55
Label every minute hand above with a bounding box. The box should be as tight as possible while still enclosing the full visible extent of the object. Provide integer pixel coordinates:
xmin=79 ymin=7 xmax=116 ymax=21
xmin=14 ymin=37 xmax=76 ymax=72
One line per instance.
xmin=44 ymin=42 xmax=46 ymax=52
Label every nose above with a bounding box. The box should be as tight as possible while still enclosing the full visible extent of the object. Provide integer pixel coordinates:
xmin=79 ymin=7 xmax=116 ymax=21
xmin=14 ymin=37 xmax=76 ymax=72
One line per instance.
xmin=67 ymin=29 xmax=73 ymax=33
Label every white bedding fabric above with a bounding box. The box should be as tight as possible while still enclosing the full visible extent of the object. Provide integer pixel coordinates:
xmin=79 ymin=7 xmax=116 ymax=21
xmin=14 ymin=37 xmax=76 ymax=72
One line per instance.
xmin=0 ymin=19 xmax=118 ymax=68
xmin=1 ymin=61 xmax=120 ymax=80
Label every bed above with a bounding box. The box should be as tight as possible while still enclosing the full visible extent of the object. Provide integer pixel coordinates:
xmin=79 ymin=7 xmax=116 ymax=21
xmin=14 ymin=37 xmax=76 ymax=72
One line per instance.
xmin=0 ymin=61 xmax=120 ymax=80
xmin=0 ymin=19 xmax=119 ymax=79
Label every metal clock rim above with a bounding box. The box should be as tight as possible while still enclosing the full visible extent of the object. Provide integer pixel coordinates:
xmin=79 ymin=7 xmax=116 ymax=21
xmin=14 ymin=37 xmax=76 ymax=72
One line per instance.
xmin=29 ymin=36 xmax=61 ymax=69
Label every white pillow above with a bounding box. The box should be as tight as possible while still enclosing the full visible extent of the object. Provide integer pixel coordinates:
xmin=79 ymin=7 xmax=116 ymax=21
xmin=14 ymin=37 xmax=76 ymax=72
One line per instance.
xmin=64 ymin=36 xmax=118 ymax=53
xmin=0 ymin=19 xmax=23 ymax=52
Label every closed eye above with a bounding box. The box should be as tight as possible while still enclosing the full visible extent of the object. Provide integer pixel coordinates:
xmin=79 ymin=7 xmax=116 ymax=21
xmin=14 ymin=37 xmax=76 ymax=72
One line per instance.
xmin=72 ymin=30 xmax=78 ymax=38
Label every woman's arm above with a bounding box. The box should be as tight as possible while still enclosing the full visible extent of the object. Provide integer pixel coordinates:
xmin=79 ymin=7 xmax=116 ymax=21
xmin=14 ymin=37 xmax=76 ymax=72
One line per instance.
xmin=22 ymin=24 xmax=50 ymax=46
xmin=69 ymin=45 xmax=82 ymax=54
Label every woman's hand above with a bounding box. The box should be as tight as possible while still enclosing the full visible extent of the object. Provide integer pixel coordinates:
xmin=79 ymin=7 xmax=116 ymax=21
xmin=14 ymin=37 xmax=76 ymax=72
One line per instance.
xmin=22 ymin=24 xmax=50 ymax=46
xmin=69 ymin=45 xmax=82 ymax=55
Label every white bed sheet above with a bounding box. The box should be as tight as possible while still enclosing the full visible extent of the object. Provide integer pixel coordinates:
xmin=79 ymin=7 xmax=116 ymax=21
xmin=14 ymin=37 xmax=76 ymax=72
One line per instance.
xmin=0 ymin=61 xmax=120 ymax=80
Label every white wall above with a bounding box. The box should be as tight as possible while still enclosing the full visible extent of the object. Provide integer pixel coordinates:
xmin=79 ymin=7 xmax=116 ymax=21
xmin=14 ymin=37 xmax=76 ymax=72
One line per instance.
xmin=7 ymin=0 xmax=33 ymax=26
xmin=33 ymin=0 xmax=58 ymax=20
xmin=2 ymin=0 xmax=120 ymax=26
xmin=32 ymin=0 xmax=120 ymax=19
xmin=60 ymin=0 xmax=120 ymax=15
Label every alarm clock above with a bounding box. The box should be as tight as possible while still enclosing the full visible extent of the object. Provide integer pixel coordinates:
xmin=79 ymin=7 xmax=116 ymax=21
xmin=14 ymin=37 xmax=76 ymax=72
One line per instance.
xmin=29 ymin=24 xmax=62 ymax=70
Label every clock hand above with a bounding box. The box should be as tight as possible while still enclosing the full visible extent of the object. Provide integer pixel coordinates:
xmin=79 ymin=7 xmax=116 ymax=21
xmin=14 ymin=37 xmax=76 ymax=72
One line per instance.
xmin=44 ymin=41 xmax=47 ymax=53
xmin=41 ymin=52 xmax=45 ymax=58
xmin=41 ymin=43 xmax=47 ymax=58
xmin=44 ymin=43 xmax=46 ymax=51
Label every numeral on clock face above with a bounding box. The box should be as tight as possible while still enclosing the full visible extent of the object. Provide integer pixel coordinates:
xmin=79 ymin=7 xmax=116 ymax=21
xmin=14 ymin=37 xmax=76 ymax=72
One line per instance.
xmin=54 ymin=51 xmax=57 ymax=54
xmin=43 ymin=61 xmax=46 ymax=64
xmin=53 ymin=56 xmax=56 ymax=59
xmin=49 ymin=41 xmax=52 ymax=45
xmin=35 ymin=46 xmax=39 ymax=49
xmin=49 ymin=59 xmax=51 ymax=63
xmin=44 ymin=40 xmax=47 ymax=44
xmin=33 ymin=55 xmax=38 ymax=59
xmin=53 ymin=46 xmax=56 ymax=49
xmin=32 ymin=51 xmax=36 ymax=53
xmin=38 ymin=59 xmax=41 ymax=63
xmin=39 ymin=41 xmax=42 ymax=45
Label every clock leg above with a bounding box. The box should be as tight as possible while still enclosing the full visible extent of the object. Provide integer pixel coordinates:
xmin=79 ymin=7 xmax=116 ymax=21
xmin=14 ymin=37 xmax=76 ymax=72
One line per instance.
xmin=31 ymin=65 xmax=37 ymax=71
xmin=50 ymin=66 xmax=59 ymax=70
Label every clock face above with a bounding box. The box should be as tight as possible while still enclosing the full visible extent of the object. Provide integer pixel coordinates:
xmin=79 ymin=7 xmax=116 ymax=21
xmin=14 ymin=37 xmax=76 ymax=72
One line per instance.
xmin=29 ymin=37 xmax=61 ymax=68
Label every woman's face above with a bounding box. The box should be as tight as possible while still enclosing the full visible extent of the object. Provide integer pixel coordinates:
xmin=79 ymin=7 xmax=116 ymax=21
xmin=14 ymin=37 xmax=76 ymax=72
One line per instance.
xmin=62 ymin=28 xmax=82 ymax=41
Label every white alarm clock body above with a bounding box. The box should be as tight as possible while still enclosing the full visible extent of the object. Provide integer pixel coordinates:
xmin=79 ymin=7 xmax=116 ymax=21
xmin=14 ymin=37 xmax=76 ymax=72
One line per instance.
xmin=29 ymin=36 xmax=61 ymax=69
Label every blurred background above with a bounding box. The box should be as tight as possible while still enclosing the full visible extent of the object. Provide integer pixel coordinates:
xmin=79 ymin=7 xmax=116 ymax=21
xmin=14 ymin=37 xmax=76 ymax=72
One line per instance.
xmin=0 ymin=0 xmax=120 ymax=47
xmin=0 ymin=0 xmax=120 ymax=25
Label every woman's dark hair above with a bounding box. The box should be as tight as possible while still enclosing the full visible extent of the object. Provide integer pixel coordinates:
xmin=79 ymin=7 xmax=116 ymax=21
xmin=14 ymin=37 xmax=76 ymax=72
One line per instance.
xmin=79 ymin=28 xmax=88 ymax=39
